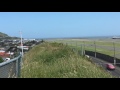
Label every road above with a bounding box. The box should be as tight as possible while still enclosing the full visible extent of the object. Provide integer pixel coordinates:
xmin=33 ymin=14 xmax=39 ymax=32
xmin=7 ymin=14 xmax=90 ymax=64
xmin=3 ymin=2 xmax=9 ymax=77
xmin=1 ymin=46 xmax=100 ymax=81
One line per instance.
xmin=89 ymin=56 xmax=120 ymax=78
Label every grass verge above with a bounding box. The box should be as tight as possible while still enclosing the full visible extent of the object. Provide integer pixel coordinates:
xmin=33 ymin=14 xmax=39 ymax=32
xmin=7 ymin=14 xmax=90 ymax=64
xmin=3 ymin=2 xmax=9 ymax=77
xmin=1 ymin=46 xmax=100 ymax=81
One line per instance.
xmin=21 ymin=42 xmax=115 ymax=78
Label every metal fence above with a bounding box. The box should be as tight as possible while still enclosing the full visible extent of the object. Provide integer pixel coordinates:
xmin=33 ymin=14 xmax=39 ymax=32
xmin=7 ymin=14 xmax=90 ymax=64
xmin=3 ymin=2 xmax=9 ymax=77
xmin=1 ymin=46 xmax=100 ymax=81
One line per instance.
xmin=48 ymin=40 xmax=120 ymax=64
xmin=82 ymin=41 xmax=120 ymax=65
xmin=0 ymin=54 xmax=22 ymax=78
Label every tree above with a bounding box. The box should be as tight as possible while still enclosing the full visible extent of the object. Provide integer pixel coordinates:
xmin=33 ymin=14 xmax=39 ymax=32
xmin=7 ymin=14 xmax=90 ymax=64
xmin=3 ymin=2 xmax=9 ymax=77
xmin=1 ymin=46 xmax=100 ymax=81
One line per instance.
xmin=41 ymin=39 xmax=44 ymax=43
xmin=0 ymin=57 xmax=3 ymax=63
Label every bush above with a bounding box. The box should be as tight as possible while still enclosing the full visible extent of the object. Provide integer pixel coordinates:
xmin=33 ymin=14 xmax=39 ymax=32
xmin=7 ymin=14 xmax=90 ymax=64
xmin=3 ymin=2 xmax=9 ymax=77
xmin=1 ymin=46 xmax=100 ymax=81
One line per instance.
xmin=0 ymin=57 xmax=3 ymax=63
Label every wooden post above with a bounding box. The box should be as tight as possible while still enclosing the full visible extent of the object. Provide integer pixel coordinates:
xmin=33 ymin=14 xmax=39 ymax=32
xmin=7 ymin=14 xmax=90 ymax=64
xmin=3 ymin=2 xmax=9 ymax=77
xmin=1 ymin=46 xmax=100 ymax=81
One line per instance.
xmin=83 ymin=41 xmax=85 ymax=55
xmin=80 ymin=44 xmax=83 ymax=56
xmin=76 ymin=42 xmax=77 ymax=52
xmin=113 ymin=42 xmax=116 ymax=65
xmin=94 ymin=41 xmax=96 ymax=58
xmin=76 ymin=42 xmax=77 ymax=48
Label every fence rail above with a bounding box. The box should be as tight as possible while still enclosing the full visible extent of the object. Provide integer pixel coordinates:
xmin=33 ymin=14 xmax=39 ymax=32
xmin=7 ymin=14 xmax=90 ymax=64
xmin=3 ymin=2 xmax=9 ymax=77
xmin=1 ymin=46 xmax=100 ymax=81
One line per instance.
xmin=0 ymin=54 xmax=22 ymax=78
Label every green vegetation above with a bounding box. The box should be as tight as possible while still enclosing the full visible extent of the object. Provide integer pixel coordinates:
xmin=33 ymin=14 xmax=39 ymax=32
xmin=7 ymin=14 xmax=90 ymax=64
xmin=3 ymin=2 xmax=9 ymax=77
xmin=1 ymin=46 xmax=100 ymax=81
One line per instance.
xmin=0 ymin=32 xmax=9 ymax=37
xmin=0 ymin=32 xmax=20 ymax=39
xmin=47 ymin=39 xmax=120 ymax=59
xmin=21 ymin=42 xmax=114 ymax=78
xmin=0 ymin=57 xmax=4 ymax=63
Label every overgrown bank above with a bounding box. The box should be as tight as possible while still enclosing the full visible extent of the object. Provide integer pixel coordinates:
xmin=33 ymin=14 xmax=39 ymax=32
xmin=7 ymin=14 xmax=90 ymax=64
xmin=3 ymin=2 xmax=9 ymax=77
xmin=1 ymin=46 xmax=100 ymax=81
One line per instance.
xmin=21 ymin=42 xmax=114 ymax=78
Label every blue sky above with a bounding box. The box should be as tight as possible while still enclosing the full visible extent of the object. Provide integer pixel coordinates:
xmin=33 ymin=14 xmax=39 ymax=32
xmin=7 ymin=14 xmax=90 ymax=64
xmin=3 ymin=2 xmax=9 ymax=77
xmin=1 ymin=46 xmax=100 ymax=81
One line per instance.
xmin=0 ymin=12 xmax=120 ymax=38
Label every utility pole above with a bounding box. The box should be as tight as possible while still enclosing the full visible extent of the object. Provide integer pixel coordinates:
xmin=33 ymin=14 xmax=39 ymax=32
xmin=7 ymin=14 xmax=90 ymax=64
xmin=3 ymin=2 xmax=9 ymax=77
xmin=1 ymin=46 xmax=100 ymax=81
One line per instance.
xmin=20 ymin=31 xmax=23 ymax=57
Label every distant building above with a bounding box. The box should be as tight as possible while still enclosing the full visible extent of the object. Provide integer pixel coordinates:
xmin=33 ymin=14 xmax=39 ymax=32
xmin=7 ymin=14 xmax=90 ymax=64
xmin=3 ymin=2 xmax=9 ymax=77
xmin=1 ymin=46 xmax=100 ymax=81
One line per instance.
xmin=17 ymin=45 xmax=29 ymax=51
xmin=112 ymin=36 xmax=120 ymax=39
xmin=29 ymin=39 xmax=36 ymax=41
xmin=0 ymin=50 xmax=14 ymax=58
xmin=0 ymin=50 xmax=10 ymax=58
xmin=0 ymin=48 xmax=5 ymax=51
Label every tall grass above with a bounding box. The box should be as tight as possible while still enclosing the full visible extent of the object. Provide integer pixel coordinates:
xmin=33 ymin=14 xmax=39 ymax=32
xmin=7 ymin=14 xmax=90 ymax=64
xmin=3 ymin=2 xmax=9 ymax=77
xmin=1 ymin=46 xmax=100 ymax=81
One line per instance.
xmin=21 ymin=42 xmax=114 ymax=78
xmin=48 ymin=39 xmax=120 ymax=59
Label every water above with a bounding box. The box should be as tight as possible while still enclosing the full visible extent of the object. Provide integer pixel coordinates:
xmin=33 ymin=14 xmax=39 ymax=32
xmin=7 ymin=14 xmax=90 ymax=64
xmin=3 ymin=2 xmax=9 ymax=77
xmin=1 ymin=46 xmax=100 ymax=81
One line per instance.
xmin=29 ymin=35 xmax=120 ymax=42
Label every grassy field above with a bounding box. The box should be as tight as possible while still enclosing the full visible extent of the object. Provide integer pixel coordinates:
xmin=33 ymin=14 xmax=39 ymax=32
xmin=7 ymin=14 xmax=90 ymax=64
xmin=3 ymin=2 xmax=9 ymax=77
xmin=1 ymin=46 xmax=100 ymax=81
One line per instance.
xmin=21 ymin=42 xmax=114 ymax=78
xmin=47 ymin=39 xmax=120 ymax=59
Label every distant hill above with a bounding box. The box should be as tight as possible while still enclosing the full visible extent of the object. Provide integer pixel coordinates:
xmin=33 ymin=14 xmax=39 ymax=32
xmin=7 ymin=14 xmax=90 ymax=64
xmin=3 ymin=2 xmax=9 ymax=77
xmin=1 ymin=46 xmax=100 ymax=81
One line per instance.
xmin=0 ymin=32 xmax=9 ymax=37
xmin=0 ymin=32 xmax=20 ymax=39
